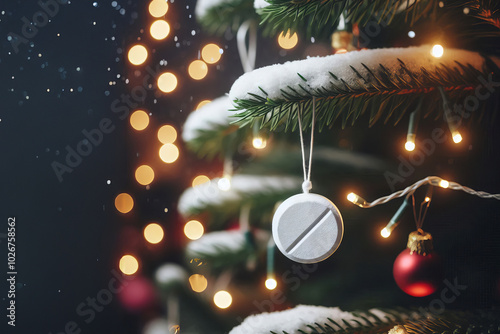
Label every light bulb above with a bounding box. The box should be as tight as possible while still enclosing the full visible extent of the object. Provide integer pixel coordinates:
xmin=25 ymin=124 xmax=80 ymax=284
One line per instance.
xmin=347 ymin=192 xmax=367 ymax=207
xmin=439 ymin=180 xmax=449 ymax=188
xmin=252 ymin=137 xmax=267 ymax=149
xmin=431 ymin=44 xmax=444 ymax=58
xmin=452 ymin=131 xmax=462 ymax=143
xmin=381 ymin=227 xmax=391 ymax=238
xmin=265 ymin=278 xmax=277 ymax=290
xmin=218 ymin=177 xmax=231 ymax=191
xmin=405 ymin=141 xmax=416 ymax=152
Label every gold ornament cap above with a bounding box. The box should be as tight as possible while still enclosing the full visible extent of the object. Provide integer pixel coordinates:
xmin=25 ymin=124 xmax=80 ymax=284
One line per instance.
xmin=407 ymin=229 xmax=434 ymax=255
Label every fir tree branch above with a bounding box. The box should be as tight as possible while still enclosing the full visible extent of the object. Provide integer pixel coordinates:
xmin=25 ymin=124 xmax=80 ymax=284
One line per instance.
xmin=231 ymin=56 xmax=500 ymax=131
xmin=257 ymin=0 xmax=436 ymax=38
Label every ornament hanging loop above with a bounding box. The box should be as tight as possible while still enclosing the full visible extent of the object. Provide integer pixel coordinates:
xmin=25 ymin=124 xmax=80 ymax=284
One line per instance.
xmin=297 ymin=97 xmax=316 ymax=193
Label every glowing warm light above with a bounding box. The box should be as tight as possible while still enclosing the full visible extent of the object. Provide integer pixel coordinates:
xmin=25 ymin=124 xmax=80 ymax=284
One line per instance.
xmin=157 ymin=72 xmax=178 ymax=93
xmin=128 ymin=45 xmax=148 ymax=65
xmin=452 ymin=132 xmax=463 ymax=143
xmin=381 ymin=227 xmax=391 ymax=238
xmin=213 ymin=290 xmax=232 ymax=309
xmin=431 ymin=44 xmax=444 ymax=58
xmin=148 ymin=0 xmax=169 ymax=17
xmin=405 ymin=141 xmax=416 ymax=152
xmin=135 ymin=165 xmax=155 ymax=186
xmin=424 ymin=196 xmax=431 ymax=202
xmin=196 ymin=100 xmax=211 ymax=110
xmin=347 ymin=193 xmax=357 ymax=203
xmin=265 ymin=278 xmax=277 ymax=290
xmin=159 ymin=143 xmax=179 ymax=163
xmin=335 ymin=48 xmax=348 ymax=54
xmin=439 ymin=180 xmax=449 ymax=188
xmin=218 ymin=177 xmax=231 ymax=191
xmin=189 ymin=274 xmax=208 ymax=293
xmin=157 ymin=125 xmax=177 ymax=144
xmin=184 ymin=220 xmax=204 ymax=240
xmin=119 ymin=255 xmax=139 ymax=275
xmin=408 ymin=31 xmax=416 ymax=38
xmin=150 ymin=20 xmax=170 ymax=40
xmin=144 ymin=223 xmax=164 ymax=244
xmin=192 ymin=175 xmax=210 ymax=187
xmin=130 ymin=110 xmax=149 ymax=131
xmin=278 ymin=30 xmax=298 ymax=50
xmin=188 ymin=60 xmax=208 ymax=80
xmin=201 ymin=44 xmax=222 ymax=64
xmin=115 ymin=193 xmax=134 ymax=213
xmin=252 ymin=137 xmax=267 ymax=149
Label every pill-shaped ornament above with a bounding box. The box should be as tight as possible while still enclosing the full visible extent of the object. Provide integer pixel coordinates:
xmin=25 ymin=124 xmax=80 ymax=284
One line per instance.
xmin=272 ymin=193 xmax=344 ymax=263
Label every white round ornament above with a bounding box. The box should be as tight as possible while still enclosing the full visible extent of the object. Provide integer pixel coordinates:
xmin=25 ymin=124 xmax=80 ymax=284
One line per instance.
xmin=272 ymin=192 xmax=343 ymax=263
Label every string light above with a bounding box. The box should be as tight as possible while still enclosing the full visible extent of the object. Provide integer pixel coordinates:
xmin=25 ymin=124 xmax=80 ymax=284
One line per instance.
xmin=452 ymin=131 xmax=463 ymax=143
xmin=150 ymin=20 xmax=170 ymax=40
xmin=380 ymin=198 xmax=410 ymax=238
xmin=143 ymin=223 xmax=164 ymax=244
xmin=347 ymin=192 xmax=367 ymax=207
xmin=213 ymin=290 xmax=232 ymax=309
xmin=130 ymin=110 xmax=150 ymax=131
xmin=438 ymin=87 xmax=463 ymax=145
xmin=405 ymin=104 xmax=420 ymax=151
xmin=201 ymin=44 xmax=222 ymax=64
xmin=188 ymin=60 xmax=208 ymax=80
xmin=115 ymin=193 xmax=134 ymax=213
xmin=135 ymin=165 xmax=155 ymax=185
xmin=265 ymin=278 xmax=277 ymax=290
xmin=119 ymin=255 xmax=139 ymax=275
xmin=278 ymin=30 xmax=298 ymax=49
xmin=157 ymin=72 xmax=178 ymax=93
xmin=128 ymin=45 xmax=148 ymax=65
xmin=192 ymin=175 xmax=210 ymax=187
xmin=431 ymin=44 xmax=444 ymax=58
xmin=438 ymin=180 xmax=449 ymax=188
xmin=218 ymin=176 xmax=231 ymax=191
xmin=159 ymin=143 xmax=179 ymax=163
xmin=189 ymin=274 xmax=208 ymax=293
xmin=252 ymin=137 xmax=267 ymax=149
xmin=184 ymin=220 xmax=204 ymax=240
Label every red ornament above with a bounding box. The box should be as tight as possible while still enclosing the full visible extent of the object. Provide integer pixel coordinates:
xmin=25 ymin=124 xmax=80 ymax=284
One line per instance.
xmin=393 ymin=230 xmax=443 ymax=297
xmin=117 ymin=276 xmax=157 ymax=312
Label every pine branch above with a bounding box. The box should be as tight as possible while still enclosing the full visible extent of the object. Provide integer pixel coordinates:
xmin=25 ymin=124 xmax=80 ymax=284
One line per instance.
xmin=257 ymin=0 xmax=436 ymax=38
xmin=185 ymin=125 xmax=250 ymax=159
xmin=231 ymin=54 xmax=500 ymax=131
xmin=453 ymin=0 xmax=500 ymax=29
xmin=197 ymin=0 xmax=259 ymax=35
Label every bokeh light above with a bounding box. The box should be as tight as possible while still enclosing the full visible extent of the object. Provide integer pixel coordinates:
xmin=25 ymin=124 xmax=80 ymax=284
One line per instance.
xmin=278 ymin=31 xmax=298 ymax=49
xmin=189 ymin=274 xmax=208 ymax=293
xmin=381 ymin=227 xmax=391 ymax=238
xmin=159 ymin=143 xmax=179 ymax=163
xmin=150 ymin=20 xmax=170 ymax=40
xmin=405 ymin=141 xmax=416 ymax=152
xmin=157 ymin=125 xmax=177 ymax=144
xmin=130 ymin=110 xmax=150 ymax=131
xmin=252 ymin=137 xmax=267 ymax=149
xmin=135 ymin=165 xmax=155 ymax=186
xmin=192 ymin=175 xmax=210 ymax=187
xmin=213 ymin=290 xmax=232 ymax=309
xmin=128 ymin=45 xmax=148 ymax=65
xmin=431 ymin=44 xmax=444 ymax=58
xmin=453 ymin=132 xmax=463 ymax=143
xmin=184 ymin=220 xmax=204 ymax=240
xmin=188 ymin=60 xmax=208 ymax=80
xmin=196 ymin=100 xmax=211 ymax=110
xmin=119 ymin=254 xmax=139 ymax=275
xmin=218 ymin=177 xmax=231 ymax=191
xmin=115 ymin=193 xmax=134 ymax=213
xmin=201 ymin=44 xmax=222 ymax=64
xmin=148 ymin=0 xmax=169 ymax=18
xmin=144 ymin=223 xmax=164 ymax=244
xmin=157 ymin=72 xmax=178 ymax=93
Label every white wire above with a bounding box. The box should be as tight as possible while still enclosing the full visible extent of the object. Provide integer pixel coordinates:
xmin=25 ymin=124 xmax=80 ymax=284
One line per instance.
xmin=355 ymin=176 xmax=500 ymax=208
xmin=297 ymin=98 xmax=316 ymax=193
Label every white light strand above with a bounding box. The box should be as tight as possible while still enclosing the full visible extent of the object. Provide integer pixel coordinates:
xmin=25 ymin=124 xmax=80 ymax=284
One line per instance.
xmin=350 ymin=176 xmax=500 ymax=208
xmin=296 ymin=98 xmax=316 ymax=193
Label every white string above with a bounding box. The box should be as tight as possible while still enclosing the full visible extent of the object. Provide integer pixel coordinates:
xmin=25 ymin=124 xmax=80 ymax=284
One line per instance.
xmin=297 ymin=98 xmax=316 ymax=193
xmin=352 ymin=176 xmax=500 ymax=208
xmin=236 ymin=20 xmax=257 ymax=73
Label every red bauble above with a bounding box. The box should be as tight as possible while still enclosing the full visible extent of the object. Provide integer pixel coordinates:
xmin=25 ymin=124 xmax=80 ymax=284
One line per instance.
xmin=117 ymin=276 xmax=157 ymax=312
xmin=393 ymin=230 xmax=443 ymax=297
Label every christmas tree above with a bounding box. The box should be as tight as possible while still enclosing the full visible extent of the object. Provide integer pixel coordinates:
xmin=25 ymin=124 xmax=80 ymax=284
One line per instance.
xmin=116 ymin=1 xmax=500 ymax=333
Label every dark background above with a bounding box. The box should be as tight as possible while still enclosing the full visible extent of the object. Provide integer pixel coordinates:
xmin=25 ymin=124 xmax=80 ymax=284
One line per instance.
xmin=1 ymin=1 xmax=500 ymax=333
